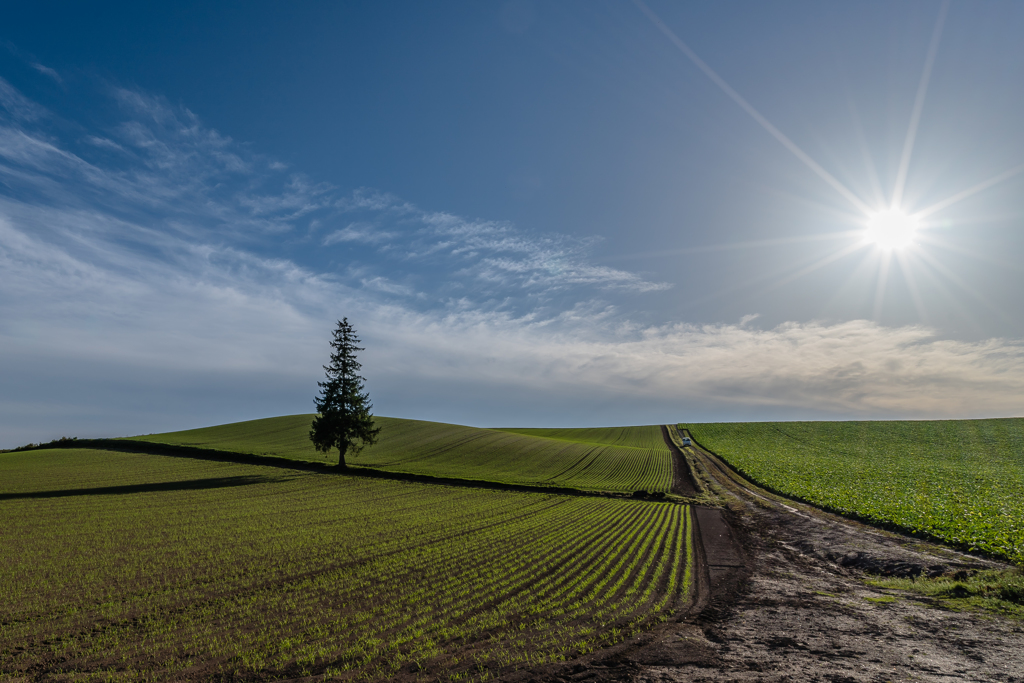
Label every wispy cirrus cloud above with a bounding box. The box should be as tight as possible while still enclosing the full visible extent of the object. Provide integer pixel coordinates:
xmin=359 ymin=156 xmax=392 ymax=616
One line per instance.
xmin=323 ymin=222 xmax=396 ymax=246
xmin=1 ymin=77 xmax=668 ymax=309
xmin=325 ymin=192 xmax=672 ymax=298
xmin=0 ymin=76 xmax=46 ymax=121
xmin=30 ymin=63 xmax=61 ymax=83
xmin=360 ymin=276 xmax=418 ymax=297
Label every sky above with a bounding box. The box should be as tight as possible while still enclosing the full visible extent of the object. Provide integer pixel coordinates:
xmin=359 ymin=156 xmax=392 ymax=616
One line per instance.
xmin=3 ymin=1 xmax=1024 ymax=447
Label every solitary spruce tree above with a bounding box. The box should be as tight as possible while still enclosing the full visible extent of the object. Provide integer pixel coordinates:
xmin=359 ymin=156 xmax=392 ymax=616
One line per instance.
xmin=310 ymin=318 xmax=381 ymax=468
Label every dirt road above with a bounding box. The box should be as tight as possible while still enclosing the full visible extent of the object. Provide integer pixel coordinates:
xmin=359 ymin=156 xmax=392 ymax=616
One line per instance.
xmin=509 ymin=427 xmax=1024 ymax=682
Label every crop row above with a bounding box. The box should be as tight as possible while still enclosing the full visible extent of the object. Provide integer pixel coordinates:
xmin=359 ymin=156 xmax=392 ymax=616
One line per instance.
xmin=498 ymin=425 xmax=670 ymax=451
xmin=685 ymin=419 xmax=1024 ymax=565
xmin=130 ymin=415 xmax=676 ymax=494
xmin=1 ymin=448 xmax=693 ymax=681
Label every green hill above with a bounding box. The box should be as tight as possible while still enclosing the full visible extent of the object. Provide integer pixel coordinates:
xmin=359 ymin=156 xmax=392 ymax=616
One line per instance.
xmin=129 ymin=415 xmax=674 ymax=494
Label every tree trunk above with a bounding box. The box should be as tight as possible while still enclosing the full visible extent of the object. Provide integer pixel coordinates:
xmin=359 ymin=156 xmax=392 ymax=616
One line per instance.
xmin=337 ymin=445 xmax=347 ymax=469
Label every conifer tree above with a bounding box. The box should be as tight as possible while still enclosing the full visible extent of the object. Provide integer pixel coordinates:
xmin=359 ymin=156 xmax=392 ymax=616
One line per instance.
xmin=309 ymin=318 xmax=381 ymax=468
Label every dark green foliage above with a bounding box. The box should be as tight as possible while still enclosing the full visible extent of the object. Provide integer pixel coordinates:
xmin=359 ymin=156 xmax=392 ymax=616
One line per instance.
xmin=309 ymin=319 xmax=381 ymax=467
xmin=4 ymin=436 xmax=79 ymax=453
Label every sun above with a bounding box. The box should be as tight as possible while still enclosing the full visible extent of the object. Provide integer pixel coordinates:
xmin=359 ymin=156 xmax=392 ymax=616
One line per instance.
xmin=864 ymin=209 xmax=919 ymax=250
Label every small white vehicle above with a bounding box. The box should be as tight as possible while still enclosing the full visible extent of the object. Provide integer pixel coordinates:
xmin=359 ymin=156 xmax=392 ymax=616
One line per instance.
xmin=681 ymin=437 xmax=692 ymax=446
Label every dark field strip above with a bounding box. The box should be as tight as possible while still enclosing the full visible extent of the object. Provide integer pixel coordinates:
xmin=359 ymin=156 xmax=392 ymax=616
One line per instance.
xmin=0 ymin=448 xmax=693 ymax=682
xmin=125 ymin=415 xmax=675 ymax=494
xmin=685 ymin=419 xmax=1024 ymax=565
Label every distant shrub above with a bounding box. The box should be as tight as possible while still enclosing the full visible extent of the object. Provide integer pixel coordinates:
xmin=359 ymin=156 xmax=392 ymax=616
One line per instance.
xmin=6 ymin=436 xmax=79 ymax=453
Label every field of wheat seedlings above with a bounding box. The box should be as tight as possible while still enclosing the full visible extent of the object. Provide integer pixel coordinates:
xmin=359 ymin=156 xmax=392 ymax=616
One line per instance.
xmin=1 ymin=447 xmax=693 ymax=682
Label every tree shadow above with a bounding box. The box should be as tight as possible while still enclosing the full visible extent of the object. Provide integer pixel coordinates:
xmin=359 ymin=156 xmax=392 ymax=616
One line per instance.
xmin=0 ymin=475 xmax=285 ymax=501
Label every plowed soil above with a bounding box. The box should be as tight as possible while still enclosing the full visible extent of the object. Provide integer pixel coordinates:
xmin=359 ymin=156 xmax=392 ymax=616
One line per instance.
xmin=506 ymin=428 xmax=1024 ymax=683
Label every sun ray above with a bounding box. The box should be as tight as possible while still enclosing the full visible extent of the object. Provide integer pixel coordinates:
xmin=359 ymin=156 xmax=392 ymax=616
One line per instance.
xmin=894 ymin=251 xmax=931 ymax=325
xmin=633 ymin=0 xmax=873 ymax=216
xmin=912 ymin=248 xmax=1016 ymax=327
xmin=923 ymin=210 xmax=1024 ymax=231
xmin=609 ymin=230 xmax=864 ymax=261
xmin=916 ymin=231 xmax=1018 ymax=271
xmin=891 ymin=0 xmax=950 ymax=210
xmin=908 ymin=251 xmax=993 ymax=332
xmin=913 ymin=163 xmax=1024 ymax=219
xmin=821 ymin=248 xmax=887 ymax=315
xmin=847 ymin=96 xmax=887 ymax=209
xmin=872 ymin=251 xmax=892 ymax=320
xmin=673 ymin=242 xmax=861 ymax=311
xmin=764 ymin=241 xmax=868 ymax=292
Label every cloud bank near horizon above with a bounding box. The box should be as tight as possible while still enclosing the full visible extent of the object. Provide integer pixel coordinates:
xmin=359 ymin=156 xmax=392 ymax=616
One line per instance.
xmin=2 ymin=76 xmax=1023 ymax=447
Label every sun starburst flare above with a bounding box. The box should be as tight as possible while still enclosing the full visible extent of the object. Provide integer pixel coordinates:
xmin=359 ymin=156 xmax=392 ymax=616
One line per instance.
xmin=631 ymin=0 xmax=1022 ymax=325
xmin=864 ymin=209 xmax=919 ymax=251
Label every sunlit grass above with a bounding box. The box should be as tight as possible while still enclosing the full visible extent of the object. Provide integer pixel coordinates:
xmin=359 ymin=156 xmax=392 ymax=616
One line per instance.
xmin=867 ymin=569 xmax=1024 ymax=619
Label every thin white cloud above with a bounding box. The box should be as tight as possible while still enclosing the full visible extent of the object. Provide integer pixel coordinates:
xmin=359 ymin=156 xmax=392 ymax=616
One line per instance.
xmin=335 ymin=188 xmax=417 ymax=214
xmin=0 ymin=76 xmax=47 ymax=121
xmin=328 ymin=202 xmax=672 ymax=294
xmin=739 ymin=313 xmax=760 ymax=326
xmin=324 ymin=222 xmax=396 ymax=245
xmin=360 ymin=276 xmax=416 ymax=296
xmin=84 ymin=135 xmax=127 ymax=152
xmin=30 ymin=63 xmax=62 ymax=84
xmin=480 ymin=255 xmax=672 ymax=293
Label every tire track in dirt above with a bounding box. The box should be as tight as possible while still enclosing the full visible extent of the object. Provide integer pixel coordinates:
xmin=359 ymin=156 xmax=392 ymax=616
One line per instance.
xmin=660 ymin=425 xmax=699 ymax=498
xmin=626 ymin=430 xmax=1024 ymax=683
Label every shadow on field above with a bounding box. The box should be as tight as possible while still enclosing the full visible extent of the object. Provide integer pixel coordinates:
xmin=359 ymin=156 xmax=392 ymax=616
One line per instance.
xmin=12 ymin=439 xmax=678 ymax=501
xmin=0 ymin=475 xmax=282 ymax=501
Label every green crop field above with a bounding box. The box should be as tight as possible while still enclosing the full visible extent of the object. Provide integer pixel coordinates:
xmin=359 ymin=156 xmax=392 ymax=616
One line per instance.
xmin=1 ymin=447 xmax=693 ymax=682
xmin=684 ymin=419 xmax=1024 ymax=565
xmin=128 ymin=415 xmax=674 ymax=494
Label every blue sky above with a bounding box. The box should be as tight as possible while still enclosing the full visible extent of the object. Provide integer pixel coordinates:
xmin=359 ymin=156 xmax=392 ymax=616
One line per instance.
xmin=3 ymin=1 xmax=1024 ymax=446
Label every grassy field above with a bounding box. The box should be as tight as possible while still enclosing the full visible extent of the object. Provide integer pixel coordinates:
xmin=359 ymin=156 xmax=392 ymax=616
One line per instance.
xmin=684 ymin=419 xmax=1024 ymax=565
xmin=1 ymin=447 xmax=693 ymax=682
xmin=128 ymin=415 xmax=675 ymax=494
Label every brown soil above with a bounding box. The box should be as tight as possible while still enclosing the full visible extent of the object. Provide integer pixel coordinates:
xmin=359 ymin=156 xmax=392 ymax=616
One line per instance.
xmin=660 ymin=425 xmax=698 ymax=497
xmin=505 ymin=428 xmax=1024 ymax=683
